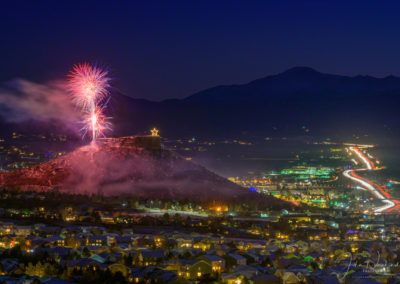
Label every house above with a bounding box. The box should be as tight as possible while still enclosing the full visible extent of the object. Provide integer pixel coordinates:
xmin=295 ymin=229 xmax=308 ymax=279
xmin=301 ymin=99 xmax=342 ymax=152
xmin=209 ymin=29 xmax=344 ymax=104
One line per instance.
xmin=176 ymin=236 xmax=193 ymax=248
xmin=97 ymin=251 xmax=122 ymax=263
xmin=38 ymin=226 xmax=60 ymax=237
xmin=225 ymin=253 xmax=247 ymax=269
xmin=15 ymin=225 xmax=32 ymax=236
xmin=0 ymin=223 xmax=14 ymax=235
xmin=138 ymin=249 xmax=165 ymax=266
xmin=86 ymin=235 xmax=107 ymax=247
xmin=148 ymin=270 xmax=178 ymax=283
xmin=250 ymin=273 xmax=280 ymax=284
xmin=306 ymin=275 xmax=339 ymax=284
xmin=193 ymin=238 xmax=211 ymax=251
xmin=115 ymin=235 xmax=133 ymax=246
xmin=234 ymin=265 xmax=260 ymax=277
xmin=199 ymin=254 xmax=226 ymax=272
xmin=188 ymin=260 xmax=213 ymax=279
xmin=45 ymin=235 xmax=65 ymax=246
xmin=1 ymin=259 xmax=20 ymax=274
xmin=105 ymin=263 xmax=130 ymax=277
xmin=245 ymin=252 xmax=261 ymax=263
xmin=275 ymin=270 xmax=302 ymax=284
xmin=99 ymin=211 xmax=114 ymax=223
xmin=35 ymin=247 xmax=73 ymax=258
xmin=287 ymin=264 xmax=310 ymax=274
xmin=130 ymin=267 xmax=145 ymax=283
xmin=60 ymin=258 xmax=101 ymax=271
xmin=165 ymin=259 xmax=196 ymax=278
xmin=328 ymin=231 xmax=340 ymax=241
xmin=221 ymin=272 xmax=246 ymax=284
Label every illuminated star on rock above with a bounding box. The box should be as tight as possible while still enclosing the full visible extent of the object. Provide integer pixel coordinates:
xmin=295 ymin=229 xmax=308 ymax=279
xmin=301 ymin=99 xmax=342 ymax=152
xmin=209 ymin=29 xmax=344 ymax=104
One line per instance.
xmin=151 ymin=128 xmax=159 ymax=136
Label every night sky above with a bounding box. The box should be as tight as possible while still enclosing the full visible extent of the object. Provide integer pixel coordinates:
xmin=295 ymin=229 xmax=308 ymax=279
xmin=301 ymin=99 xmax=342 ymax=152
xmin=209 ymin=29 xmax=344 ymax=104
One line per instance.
xmin=2 ymin=1 xmax=400 ymax=100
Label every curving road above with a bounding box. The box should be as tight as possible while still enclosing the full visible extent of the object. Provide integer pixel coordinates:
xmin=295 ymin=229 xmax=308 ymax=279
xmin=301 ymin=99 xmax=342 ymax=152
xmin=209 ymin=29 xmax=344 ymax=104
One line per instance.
xmin=343 ymin=146 xmax=399 ymax=213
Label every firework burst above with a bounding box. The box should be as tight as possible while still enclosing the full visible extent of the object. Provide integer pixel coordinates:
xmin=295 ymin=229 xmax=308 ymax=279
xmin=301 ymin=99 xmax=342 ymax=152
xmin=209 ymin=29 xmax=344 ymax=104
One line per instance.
xmin=68 ymin=63 xmax=112 ymax=141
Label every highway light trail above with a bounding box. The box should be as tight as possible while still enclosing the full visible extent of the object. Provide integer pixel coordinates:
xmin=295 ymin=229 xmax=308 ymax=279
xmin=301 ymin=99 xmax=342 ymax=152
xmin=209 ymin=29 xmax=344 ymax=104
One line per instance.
xmin=343 ymin=147 xmax=397 ymax=213
xmin=351 ymin=147 xmax=374 ymax=170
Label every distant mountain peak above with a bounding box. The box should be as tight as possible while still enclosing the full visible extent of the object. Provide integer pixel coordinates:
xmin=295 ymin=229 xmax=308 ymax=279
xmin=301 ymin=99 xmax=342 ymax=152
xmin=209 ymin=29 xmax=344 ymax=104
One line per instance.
xmin=280 ymin=66 xmax=321 ymax=76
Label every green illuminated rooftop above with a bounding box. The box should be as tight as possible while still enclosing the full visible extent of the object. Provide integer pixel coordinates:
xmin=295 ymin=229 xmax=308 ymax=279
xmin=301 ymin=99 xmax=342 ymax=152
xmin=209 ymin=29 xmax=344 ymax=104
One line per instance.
xmin=280 ymin=166 xmax=334 ymax=179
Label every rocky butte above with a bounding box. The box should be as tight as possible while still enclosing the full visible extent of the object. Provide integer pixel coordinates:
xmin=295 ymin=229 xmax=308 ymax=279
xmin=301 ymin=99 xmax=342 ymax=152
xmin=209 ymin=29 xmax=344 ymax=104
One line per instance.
xmin=0 ymin=136 xmax=289 ymax=209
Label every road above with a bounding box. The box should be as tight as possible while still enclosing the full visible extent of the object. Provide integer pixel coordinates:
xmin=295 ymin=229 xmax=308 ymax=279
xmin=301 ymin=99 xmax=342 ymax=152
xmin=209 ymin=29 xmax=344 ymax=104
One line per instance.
xmin=343 ymin=146 xmax=399 ymax=213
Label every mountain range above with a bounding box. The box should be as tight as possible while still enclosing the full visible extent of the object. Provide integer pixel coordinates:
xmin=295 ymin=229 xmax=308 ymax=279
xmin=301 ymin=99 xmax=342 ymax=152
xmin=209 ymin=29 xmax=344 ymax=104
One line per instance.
xmin=110 ymin=67 xmax=400 ymax=141
xmin=1 ymin=67 xmax=400 ymax=142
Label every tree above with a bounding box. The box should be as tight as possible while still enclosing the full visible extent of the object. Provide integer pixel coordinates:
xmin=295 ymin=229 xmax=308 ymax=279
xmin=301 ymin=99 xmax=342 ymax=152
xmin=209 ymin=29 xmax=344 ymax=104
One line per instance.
xmin=310 ymin=261 xmax=319 ymax=271
xmin=113 ymin=271 xmax=127 ymax=283
xmin=123 ymin=254 xmax=133 ymax=266
xmin=173 ymin=213 xmax=182 ymax=224
xmin=91 ymin=211 xmax=101 ymax=223
xmin=162 ymin=213 xmax=170 ymax=224
xmin=227 ymin=241 xmax=237 ymax=249
xmin=25 ymin=262 xmax=35 ymax=277
xmin=60 ymin=269 xmax=71 ymax=282
xmin=163 ymin=239 xmax=177 ymax=250
xmin=9 ymin=244 xmax=22 ymax=258
xmin=199 ymin=273 xmax=218 ymax=283
xmin=44 ymin=263 xmax=59 ymax=277
xmin=82 ymin=247 xmax=91 ymax=258
xmin=25 ymin=261 xmax=45 ymax=277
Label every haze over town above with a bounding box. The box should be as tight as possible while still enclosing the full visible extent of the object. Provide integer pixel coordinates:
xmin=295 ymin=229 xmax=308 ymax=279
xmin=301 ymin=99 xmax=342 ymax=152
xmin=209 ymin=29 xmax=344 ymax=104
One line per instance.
xmin=1 ymin=1 xmax=400 ymax=284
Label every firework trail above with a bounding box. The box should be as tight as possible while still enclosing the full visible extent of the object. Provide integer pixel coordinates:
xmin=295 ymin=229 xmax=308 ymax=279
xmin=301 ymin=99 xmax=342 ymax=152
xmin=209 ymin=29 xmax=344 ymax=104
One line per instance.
xmin=82 ymin=99 xmax=112 ymax=140
xmin=68 ymin=63 xmax=111 ymax=141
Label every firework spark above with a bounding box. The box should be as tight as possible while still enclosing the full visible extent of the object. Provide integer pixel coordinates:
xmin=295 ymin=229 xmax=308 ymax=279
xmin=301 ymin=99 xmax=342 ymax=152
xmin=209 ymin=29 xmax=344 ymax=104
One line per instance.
xmin=68 ymin=63 xmax=112 ymax=141
xmin=68 ymin=63 xmax=110 ymax=109
xmin=81 ymin=103 xmax=112 ymax=140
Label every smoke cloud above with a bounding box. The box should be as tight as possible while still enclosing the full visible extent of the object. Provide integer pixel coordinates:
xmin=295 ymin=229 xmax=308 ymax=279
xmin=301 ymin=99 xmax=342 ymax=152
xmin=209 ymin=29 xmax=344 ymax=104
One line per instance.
xmin=0 ymin=78 xmax=80 ymax=128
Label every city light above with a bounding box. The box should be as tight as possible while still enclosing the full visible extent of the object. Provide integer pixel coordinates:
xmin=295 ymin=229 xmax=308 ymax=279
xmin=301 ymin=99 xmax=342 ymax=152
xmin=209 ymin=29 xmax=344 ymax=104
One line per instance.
xmin=344 ymin=147 xmax=397 ymax=213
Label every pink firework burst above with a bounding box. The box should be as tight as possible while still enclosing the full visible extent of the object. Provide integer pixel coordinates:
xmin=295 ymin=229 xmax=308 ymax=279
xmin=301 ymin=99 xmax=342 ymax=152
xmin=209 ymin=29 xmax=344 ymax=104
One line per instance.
xmin=68 ymin=63 xmax=110 ymax=109
xmin=68 ymin=63 xmax=112 ymax=141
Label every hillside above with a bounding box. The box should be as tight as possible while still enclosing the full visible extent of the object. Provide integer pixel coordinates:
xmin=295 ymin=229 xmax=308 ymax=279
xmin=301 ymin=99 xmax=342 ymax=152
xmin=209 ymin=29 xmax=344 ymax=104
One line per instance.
xmin=0 ymin=136 xmax=288 ymax=209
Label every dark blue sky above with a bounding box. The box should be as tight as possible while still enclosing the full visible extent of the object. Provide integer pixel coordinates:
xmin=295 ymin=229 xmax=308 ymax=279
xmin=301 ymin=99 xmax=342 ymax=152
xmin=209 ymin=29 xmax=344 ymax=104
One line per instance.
xmin=2 ymin=1 xmax=400 ymax=100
